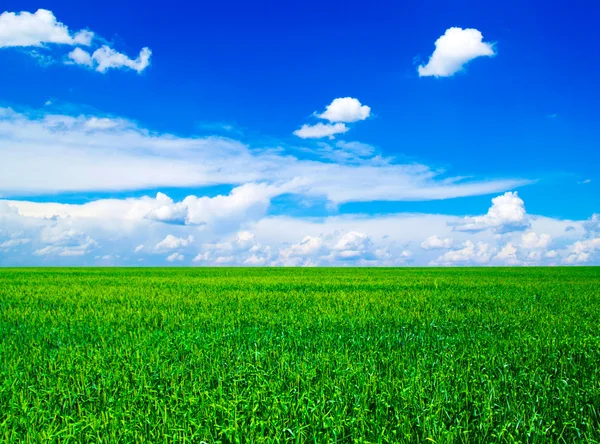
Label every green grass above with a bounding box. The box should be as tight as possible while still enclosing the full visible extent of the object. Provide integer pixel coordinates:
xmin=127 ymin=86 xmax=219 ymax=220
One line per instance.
xmin=0 ymin=267 xmax=599 ymax=443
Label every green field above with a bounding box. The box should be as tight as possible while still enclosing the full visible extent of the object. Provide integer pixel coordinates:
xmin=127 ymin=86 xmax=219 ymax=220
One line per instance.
xmin=0 ymin=268 xmax=599 ymax=442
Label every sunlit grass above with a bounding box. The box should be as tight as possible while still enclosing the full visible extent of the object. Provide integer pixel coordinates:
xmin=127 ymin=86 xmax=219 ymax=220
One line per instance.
xmin=1 ymin=267 xmax=599 ymax=442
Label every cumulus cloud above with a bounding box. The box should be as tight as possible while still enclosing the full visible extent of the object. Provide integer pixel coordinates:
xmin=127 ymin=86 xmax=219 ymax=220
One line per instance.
xmin=563 ymin=238 xmax=600 ymax=264
xmin=330 ymin=231 xmax=373 ymax=260
xmin=293 ymin=123 xmax=349 ymax=139
xmin=293 ymin=97 xmax=371 ymax=139
xmin=418 ymin=27 xmax=495 ymax=77
xmin=33 ymin=228 xmax=98 ymax=257
xmin=421 ymin=235 xmax=453 ymax=250
xmin=155 ymin=235 xmax=194 ymax=252
xmin=316 ymin=97 xmax=371 ymax=123
xmin=67 ymin=47 xmax=93 ymax=67
xmin=454 ymin=192 xmax=529 ymax=233
xmin=0 ymin=9 xmax=93 ymax=48
xmin=520 ymin=231 xmax=551 ymax=249
xmin=494 ymin=243 xmax=518 ymax=265
xmin=166 ymin=252 xmax=184 ymax=262
xmin=434 ymin=241 xmax=491 ymax=265
xmin=1 ymin=190 xmax=599 ymax=266
xmin=69 ymin=46 xmax=152 ymax=73
xmin=1 ymin=9 xmax=151 ymax=73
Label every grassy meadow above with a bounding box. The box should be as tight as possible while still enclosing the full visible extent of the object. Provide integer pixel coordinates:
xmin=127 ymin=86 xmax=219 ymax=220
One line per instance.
xmin=0 ymin=267 xmax=599 ymax=442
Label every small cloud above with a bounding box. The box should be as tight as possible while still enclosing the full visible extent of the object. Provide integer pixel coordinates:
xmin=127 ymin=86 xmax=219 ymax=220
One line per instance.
xmin=155 ymin=235 xmax=194 ymax=252
xmin=293 ymin=122 xmax=348 ymax=139
xmin=547 ymin=113 xmax=558 ymax=119
xmin=418 ymin=27 xmax=495 ymax=77
xmin=421 ymin=235 xmax=453 ymax=250
xmin=69 ymin=46 xmax=152 ymax=73
xmin=315 ymin=97 xmax=371 ymax=123
xmin=578 ymin=179 xmax=591 ymax=185
xmin=166 ymin=252 xmax=184 ymax=262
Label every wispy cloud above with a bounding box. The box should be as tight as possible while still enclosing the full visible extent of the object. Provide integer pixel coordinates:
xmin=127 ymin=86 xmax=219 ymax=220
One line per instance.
xmin=0 ymin=107 xmax=529 ymax=203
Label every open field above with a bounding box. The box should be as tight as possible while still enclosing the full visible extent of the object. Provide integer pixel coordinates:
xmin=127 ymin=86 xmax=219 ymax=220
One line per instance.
xmin=0 ymin=267 xmax=599 ymax=442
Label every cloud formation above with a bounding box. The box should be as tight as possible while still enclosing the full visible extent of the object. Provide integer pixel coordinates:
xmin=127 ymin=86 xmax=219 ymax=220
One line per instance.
xmin=0 ymin=9 xmax=93 ymax=48
xmin=293 ymin=97 xmax=371 ymax=139
xmin=69 ymin=46 xmax=152 ymax=73
xmin=316 ymin=97 xmax=371 ymax=123
xmin=293 ymin=123 xmax=348 ymax=139
xmin=0 ymin=107 xmax=528 ymax=204
xmin=1 ymin=191 xmax=598 ymax=266
xmin=454 ymin=192 xmax=529 ymax=233
xmin=0 ymin=9 xmax=151 ymax=73
xmin=418 ymin=27 xmax=495 ymax=77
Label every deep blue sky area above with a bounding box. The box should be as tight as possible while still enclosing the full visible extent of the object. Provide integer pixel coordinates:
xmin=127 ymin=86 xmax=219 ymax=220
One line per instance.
xmin=1 ymin=0 xmax=598 ymax=219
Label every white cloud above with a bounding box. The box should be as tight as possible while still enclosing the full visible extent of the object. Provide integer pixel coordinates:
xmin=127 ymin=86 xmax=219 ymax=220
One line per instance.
xmin=495 ymin=242 xmax=518 ymax=264
xmin=421 ymin=235 xmax=453 ymax=250
xmin=563 ymin=238 xmax=600 ymax=264
xmin=0 ymin=108 xmax=528 ymax=203
xmin=520 ymin=231 xmax=551 ymax=249
xmin=418 ymin=27 xmax=495 ymax=77
xmin=86 ymin=46 xmax=152 ymax=73
xmin=67 ymin=47 xmax=93 ymax=67
xmin=330 ymin=231 xmax=373 ymax=260
xmin=0 ymin=237 xmax=31 ymax=248
xmin=33 ymin=228 xmax=98 ymax=257
xmin=2 ymin=190 xmax=599 ymax=266
xmin=316 ymin=97 xmax=371 ymax=123
xmin=0 ymin=9 xmax=93 ymax=48
xmin=293 ymin=122 xmax=349 ymax=139
xmin=434 ymin=241 xmax=491 ymax=265
xmin=1 ymin=9 xmax=150 ymax=73
xmin=280 ymin=236 xmax=324 ymax=261
xmin=68 ymin=46 xmax=152 ymax=73
xmin=155 ymin=235 xmax=194 ymax=252
xmin=166 ymin=252 xmax=184 ymax=262
xmin=454 ymin=192 xmax=529 ymax=233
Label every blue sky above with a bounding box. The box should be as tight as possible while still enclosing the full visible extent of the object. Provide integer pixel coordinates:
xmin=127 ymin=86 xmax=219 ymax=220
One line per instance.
xmin=0 ymin=1 xmax=598 ymax=266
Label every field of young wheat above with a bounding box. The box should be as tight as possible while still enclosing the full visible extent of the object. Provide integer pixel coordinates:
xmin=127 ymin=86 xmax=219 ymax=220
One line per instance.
xmin=0 ymin=267 xmax=598 ymax=442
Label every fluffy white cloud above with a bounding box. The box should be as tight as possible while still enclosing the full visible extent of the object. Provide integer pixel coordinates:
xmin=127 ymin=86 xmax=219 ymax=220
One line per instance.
xmin=280 ymin=236 xmax=324 ymax=260
xmin=0 ymin=108 xmax=528 ymax=203
xmin=166 ymin=252 xmax=184 ymax=262
xmin=330 ymin=231 xmax=373 ymax=260
xmin=1 ymin=190 xmax=598 ymax=266
xmin=495 ymin=242 xmax=518 ymax=265
xmin=454 ymin=192 xmax=529 ymax=233
xmin=293 ymin=122 xmax=349 ymax=139
xmin=434 ymin=241 xmax=491 ymax=265
xmin=563 ymin=238 xmax=600 ymax=264
xmin=418 ymin=27 xmax=495 ymax=77
xmin=421 ymin=235 xmax=453 ymax=250
xmin=316 ymin=97 xmax=371 ymax=123
xmin=520 ymin=231 xmax=551 ymax=249
xmin=1 ymin=9 xmax=151 ymax=73
xmin=33 ymin=228 xmax=98 ymax=257
xmin=67 ymin=47 xmax=93 ymax=66
xmin=0 ymin=9 xmax=93 ymax=48
xmin=155 ymin=235 xmax=194 ymax=252
xmin=70 ymin=46 xmax=152 ymax=73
